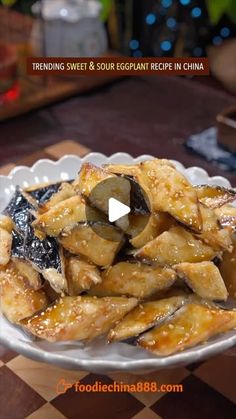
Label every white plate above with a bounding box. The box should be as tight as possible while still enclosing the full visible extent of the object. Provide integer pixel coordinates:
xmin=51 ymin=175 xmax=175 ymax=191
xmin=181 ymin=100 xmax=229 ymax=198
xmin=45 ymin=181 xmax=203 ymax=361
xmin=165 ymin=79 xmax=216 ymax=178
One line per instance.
xmin=0 ymin=153 xmax=235 ymax=373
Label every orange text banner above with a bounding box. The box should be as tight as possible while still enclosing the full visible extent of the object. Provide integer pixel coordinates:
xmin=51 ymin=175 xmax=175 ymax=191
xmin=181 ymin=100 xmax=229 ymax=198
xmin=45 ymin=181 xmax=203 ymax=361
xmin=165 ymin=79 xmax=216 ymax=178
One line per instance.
xmin=27 ymin=57 xmax=209 ymax=76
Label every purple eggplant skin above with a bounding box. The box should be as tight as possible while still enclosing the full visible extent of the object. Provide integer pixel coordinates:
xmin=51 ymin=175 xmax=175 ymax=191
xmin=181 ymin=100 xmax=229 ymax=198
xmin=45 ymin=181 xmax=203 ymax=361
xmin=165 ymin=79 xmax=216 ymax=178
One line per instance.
xmin=3 ymin=187 xmax=36 ymax=236
xmin=3 ymin=188 xmax=63 ymax=274
xmin=28 ymin=181 xmax=73 ymax=205
xmin=24 ymin=213 xmax=62 ymax=273
xmin=126 ymin=176 xmax=150 ymax=215
xmin=11 ymin=230 xmax=25 ymax=260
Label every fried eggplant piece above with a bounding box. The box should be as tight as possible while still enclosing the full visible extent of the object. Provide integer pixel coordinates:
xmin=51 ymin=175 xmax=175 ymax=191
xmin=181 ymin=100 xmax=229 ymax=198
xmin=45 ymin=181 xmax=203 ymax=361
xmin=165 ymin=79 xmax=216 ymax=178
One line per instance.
xmin=174 ymin=262 xmax=228 ymax=301
xmin=39 ymin=182 xmax=76 ymax=213
xmin=11 ymin=230 xmax=25 ymax=259
xmin=215 ymin=205 xmax=236 ymax=231
xmin=196 ymin=185 xmax=236 ymax=209
xmin=108 ymin=296 xmax=186 ymax=342
xmin=128 ymin=176 xmax=150 ymax=214
xmin=24 ymin=213 xmax=64 ymax=274
xmin=11 ymin=257 xmax=42 ymax=290
xmin=74 ymin=163 xmax=115 ymax=196
xmin=107 ymin=160 xmax=202 ymax=232
xmin=219 ymin=236 xmax=236 ymax=299
xmin=10 ymin=211 xmax=66 ymax=294
xmin=89 ymin=262 xmax=176 ymax=298
xmin=138 ymin=302 xmax=236 ymax=356
xmin=26 ymin=181 xmax=63 ymax=205
xmin=105 ymin=159 xmax=175 ymax=177
xmin=59 ymin=223 xmax=124 ymax=267
xmin=127 ymin=214 xmax=149 ymax=238
xmin=0 ymin=264 xmax=48 ymax=324
xmin=3 ymin=189 xmax=63 ymax=273
xmin=3 ymin=187 xmax=36 ymax=236
xmin=0 ymin=227 xmax=12 ymax=266
xmin=20 ymin=296 xmax=138 ymax=342
xmin=33 ymin=195 xmax=104 ymax=237
xmin=103 ymin=164 xmax=151 ymax=214
xmin=32 ymin=195 xmax=87 ymax=237
xmin=41 ymin=268 xmax=68 ymax=295
xmin=136 ymin=226 xmax=217 ymax=265
xmin=65 ymin=256 xmax=102 ymax=295
xmin=0 ymin=215 xmax=14 ymax=233
xmin=104 ymin=163 xmax=139 ymax=177
xmin=138 ymin=160 xmax=202 ymax=232
xmin=43 ymin=280 xmax=60 ymax=303
xmin=196 ymin=204 xmax=232 ymax=251
xmin=2 ymin=189 xmax=63 ymax=274
xmin=130 ymin=212 xmax=176 ymax=249
xmin=148 ymin=285 xmax=191 ymax=302
xmin=76 ymin=164 xmax=131 ymax=230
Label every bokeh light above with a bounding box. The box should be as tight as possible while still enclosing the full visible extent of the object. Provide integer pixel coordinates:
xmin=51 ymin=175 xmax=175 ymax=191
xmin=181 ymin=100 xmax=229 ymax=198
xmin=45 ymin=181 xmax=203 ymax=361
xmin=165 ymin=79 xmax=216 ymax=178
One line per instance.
xmin=161 ymin=0 xmax=172 ymax=9
xmin=146 ymin=13 xmax=157 ymax=25
xmin=212 ymin=36 xmax=223 ymax=46
xmin=129 ymin=39 xmax=139 ymax=50
xmin=161 ymin=40 xmax=172 ymax=51
xmin=166 ymin=17 xmax=177 ymax=29
xmin=191 ymin=7 xmax=202 ymax=18
xmin=220 ymin=27 xmax=230 ymax=38
xmin=179 ymin=0 xmax=191 ymax=5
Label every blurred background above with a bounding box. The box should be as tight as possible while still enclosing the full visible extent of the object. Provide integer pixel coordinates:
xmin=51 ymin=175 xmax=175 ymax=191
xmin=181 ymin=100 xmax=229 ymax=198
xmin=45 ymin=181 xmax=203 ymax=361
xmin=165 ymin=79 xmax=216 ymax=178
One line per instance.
xmin=1 ymin=0 xmax=236 ymax=104
xmin=1 ymin=0 xmax=236 ymax=56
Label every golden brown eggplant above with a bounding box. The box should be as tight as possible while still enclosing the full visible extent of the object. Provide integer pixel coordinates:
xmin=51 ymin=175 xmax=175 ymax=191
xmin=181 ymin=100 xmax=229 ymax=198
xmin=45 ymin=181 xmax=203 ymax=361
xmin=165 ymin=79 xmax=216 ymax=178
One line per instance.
xmin=105 ymin=163 xmax=140 ymax=177
xmin=130 ymin=212 xmax=176 ymax=248
xmin=0 ymin=227 xmax=12 ymax=266
xmin=140 ymin=160 xmax=202 ymax=232
xmin=0 ymin=264 xmax=48 ymax=324
xmin=20 ymin=296 xmax=138 ymax=342
xmin=75 ymin=163 xmax=131 ymax=232
xmin=89 ymin=262 xmax=176 ymax=298
xmin=41 ymin=268 xmax=68 ymax=295
xmin=138 ymin=302 xmax=236 ymax=356
xmin=32 ymin=195 xmax=102 ymax=237
xmin=33 ymin=195 xmax=87 ymax=237
xmin=174 ymin=262 xmax=228 ymax=301
xmin=105 ymin=159 xmax=175 ymax=177
xmin=126 ymin=214 xmax=149 ymax=238
xmin=107 ymin=159 xmax=202 ymax=232
xmin=219 ymin=236 xmax=236 ymax=299
xmin=196 ymin=185 xmax=236 ymax=209
xmin=108 ymin=296 xmax=186 ymax=342
xmin=196 ymin=204 xmax=232 ymax=251
xmin=11 ymin=257 xmax=42 ymax=290
xmin=39 ymin=182 xmax=76 ymax=213
xmin=74 ymin=163 xmax=115 ymax=196
xmin=215 ymin=205 xmax=236 ymax=231
xmin=59 ymin=223 xmax=124 ymax=266
xmin=135 ymin=226 xmax=217 ymax=265
xmin=65 ymin=256 xmax=102 ymax=295
xmin=0 ymin=215 xmax=14 ymax=233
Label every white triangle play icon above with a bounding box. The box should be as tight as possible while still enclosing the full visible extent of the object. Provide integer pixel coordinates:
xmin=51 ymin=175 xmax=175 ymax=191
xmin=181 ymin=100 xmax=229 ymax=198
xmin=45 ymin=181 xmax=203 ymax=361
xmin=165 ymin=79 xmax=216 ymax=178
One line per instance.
xmin=108 ymin=198 xmax=130 ymax=223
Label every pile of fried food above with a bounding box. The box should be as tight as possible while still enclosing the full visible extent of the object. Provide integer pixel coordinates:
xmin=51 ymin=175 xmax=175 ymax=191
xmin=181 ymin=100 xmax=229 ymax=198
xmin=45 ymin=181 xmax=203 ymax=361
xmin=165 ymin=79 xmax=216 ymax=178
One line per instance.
xmin=0 ymin=159 xmax=236 ymax=357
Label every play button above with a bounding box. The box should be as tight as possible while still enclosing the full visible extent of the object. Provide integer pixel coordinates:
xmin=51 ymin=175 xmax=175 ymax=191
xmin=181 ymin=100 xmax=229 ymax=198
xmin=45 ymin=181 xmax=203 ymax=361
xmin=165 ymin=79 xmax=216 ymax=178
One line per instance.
xmin=108 ymin=198 xmax=130 ymax=223
xmin=85 ymin=174 xmax=150 ymax=241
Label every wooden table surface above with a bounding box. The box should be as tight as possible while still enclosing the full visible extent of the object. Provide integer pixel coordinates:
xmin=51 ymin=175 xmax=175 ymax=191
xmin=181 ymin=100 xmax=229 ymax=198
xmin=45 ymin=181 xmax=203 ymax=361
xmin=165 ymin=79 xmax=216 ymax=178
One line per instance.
xmin=0 ymin=76 xmax=236 ymax=419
